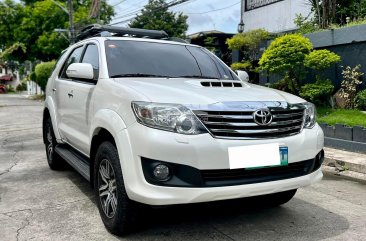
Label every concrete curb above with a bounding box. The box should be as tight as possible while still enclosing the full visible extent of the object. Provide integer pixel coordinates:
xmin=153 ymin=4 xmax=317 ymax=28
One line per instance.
xmin=322 ymin=147 xmax=366 ymax=182
xmin=322 ymin=166 xmax=366 ymax=184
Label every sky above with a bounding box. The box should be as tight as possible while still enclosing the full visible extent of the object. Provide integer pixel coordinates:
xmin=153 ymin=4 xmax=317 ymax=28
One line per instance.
xmin=108 ymin=0 xmax=241 ymax=34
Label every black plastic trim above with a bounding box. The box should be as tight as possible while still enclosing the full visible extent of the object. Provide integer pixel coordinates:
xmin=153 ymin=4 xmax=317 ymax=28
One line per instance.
xmin=141 ymin=150 xmax=323 ymax=188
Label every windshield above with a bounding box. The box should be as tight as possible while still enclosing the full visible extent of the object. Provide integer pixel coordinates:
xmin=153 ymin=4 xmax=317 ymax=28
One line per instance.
xmin=105 ymin=40 xmax=238 ymax=80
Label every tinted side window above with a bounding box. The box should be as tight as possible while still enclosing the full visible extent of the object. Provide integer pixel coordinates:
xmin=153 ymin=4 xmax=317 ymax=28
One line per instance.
xmin=60 ymin=46 xmax=84 ymax=79
xmin=203 ymin=48 xmax=237 ymax=80
xmin=81 ymin=44 xmax=99 ymax=80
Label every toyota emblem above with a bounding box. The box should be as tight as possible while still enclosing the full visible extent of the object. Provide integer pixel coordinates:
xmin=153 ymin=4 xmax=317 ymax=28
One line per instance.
xmin=253 ymin=108 xmax=273 ymax=126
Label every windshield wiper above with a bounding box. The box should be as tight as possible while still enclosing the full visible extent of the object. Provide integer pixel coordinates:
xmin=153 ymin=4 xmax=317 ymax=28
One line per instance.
xmin=178 ymin=75 xmax=220 ymax=79
xmin=111 ymin=73 xmax=172 ymax=78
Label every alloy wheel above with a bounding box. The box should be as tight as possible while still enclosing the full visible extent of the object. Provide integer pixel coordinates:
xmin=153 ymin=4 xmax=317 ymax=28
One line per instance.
xmin=46 ymin=124 xmax=53 ymax=161
xmin=98 ymin=159 xmax=118 ymax=218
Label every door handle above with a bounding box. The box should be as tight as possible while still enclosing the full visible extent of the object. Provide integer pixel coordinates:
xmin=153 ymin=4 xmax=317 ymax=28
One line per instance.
xmin=52 ymin=88 xmax=56 ymax=92
xmin=68 ymin=91 xmax=73 ymax=97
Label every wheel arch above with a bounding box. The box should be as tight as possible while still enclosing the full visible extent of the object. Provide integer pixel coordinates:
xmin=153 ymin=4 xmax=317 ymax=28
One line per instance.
xmin=43 ymin=96 xmax=61 ymax=140
xmin=90 ymin=128 xmax=117 ymax=188
xmin=89 ymin=109 xmax=127 ymax=188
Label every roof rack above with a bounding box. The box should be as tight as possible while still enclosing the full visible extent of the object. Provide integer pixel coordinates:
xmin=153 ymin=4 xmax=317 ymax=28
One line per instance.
xmin=76 ymin=24 xmax=169 ymax=42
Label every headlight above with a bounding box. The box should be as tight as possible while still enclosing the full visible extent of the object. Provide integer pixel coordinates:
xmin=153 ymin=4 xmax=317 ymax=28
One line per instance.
xmin=131 ymin=101 xmax=207 ymax=135
xmin=303 ymin=102 xmax=316 ymax=128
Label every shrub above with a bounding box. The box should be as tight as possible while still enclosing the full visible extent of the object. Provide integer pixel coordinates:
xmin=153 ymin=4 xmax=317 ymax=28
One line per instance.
xmin=259 ymin=34 xmax=313 ymax=94
xmin=355 ymin=89 xmax=366 ymax=110
xmin=304 ymin=49 xmax=341 ymax=72
xmin=6 ymin=85 xmax=15 ymax=93
xmin=35 ymin=61 xmax=56 ymax=91
xmin=231 ymin=61 xmax=253 ymax=72
xmin=227 ymin=29 xmax=270 ymax=67
xmin=339 ymin=65 xmax=364 ymax=109
xmin=16 ymin=81 xmax=27 ymax=91
xmin=299 ymin=79 xmax=334 ymax=106
xmin=227 ymin=29 xmax=269 ymax=51
xmin=29 ymin=71 xmax=36 ymax=82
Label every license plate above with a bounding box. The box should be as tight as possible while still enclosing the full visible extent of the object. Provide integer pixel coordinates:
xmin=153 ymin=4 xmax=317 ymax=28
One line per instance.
xmin=228 ymin=144 xmax=288 ymax=169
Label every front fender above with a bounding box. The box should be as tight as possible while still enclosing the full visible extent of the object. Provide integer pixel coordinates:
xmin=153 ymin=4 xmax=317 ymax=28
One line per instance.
xmin=44 ymin=96 xmax=62 ymax=141
xmin=90 ymin=109 xmax=127 ymax=144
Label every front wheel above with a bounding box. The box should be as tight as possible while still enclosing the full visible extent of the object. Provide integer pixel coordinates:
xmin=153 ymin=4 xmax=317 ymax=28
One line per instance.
xmin=94 ymin=141 xmax=139 ymax=235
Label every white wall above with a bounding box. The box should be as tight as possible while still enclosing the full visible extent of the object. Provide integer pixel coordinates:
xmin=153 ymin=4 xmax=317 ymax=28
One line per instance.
xmin=27 ymin=81 xmax=43 ymax=95
xmin=243 ymin=0 xmax=311 ymax=33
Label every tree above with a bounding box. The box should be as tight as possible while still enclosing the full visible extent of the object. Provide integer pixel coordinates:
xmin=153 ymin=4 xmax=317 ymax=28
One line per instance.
xmin=304 ymin=49 xmax=341 ymax=74
xmin=129 ymin=0 xmax=188 ymax=38
xmin=227 ymin=29 xmax=270 ymax=82
xmin=259 ymin=34 xmax=341 ymax=95
xmin=259 ymin=34 xmax=313 ymax=94
xmin=306 ymin=0 xmax=366 ymax=28
xmin=0 ymin=0 xmax=114 ymax=63
xmin=227 ymin=29 xmax=269 ymax=61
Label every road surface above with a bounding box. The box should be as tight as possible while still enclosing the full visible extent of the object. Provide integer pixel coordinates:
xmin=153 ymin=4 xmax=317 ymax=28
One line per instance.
xmin=0 ymin=94 xmax=365 ymax=241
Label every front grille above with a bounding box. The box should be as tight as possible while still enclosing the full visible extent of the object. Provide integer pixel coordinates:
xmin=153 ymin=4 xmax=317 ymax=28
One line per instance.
xmin=201 ymin=159 xmax=317 ymax=187
xmin=194 ymin=108 xmax=305 ymax=139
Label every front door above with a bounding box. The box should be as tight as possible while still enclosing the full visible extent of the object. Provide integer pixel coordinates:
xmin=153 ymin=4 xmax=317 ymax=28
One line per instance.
xmin=55 ymin=45 xmax=86 ymax=152
xmin=66 ymin=43 xmax=100 ymax=154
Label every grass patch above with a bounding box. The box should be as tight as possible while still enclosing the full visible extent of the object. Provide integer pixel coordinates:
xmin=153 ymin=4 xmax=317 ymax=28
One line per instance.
xmin=317 ymin=107 xmax=366 ymax=127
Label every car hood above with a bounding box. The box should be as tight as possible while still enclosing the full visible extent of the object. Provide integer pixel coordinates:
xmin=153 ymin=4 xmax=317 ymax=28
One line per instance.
xmin=113 ymin=78 xmax=306 ymax=105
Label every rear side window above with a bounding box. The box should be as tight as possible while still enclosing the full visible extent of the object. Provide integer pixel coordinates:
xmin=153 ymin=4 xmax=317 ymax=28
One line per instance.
xmin=81 ymin=44 xmax=99 ymax=80
xmin=60 ymin=46 xmax=84 ymax=79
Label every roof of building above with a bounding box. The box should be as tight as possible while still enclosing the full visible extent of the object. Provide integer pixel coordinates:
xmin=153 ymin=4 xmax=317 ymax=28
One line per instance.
xmin=0 ymin=75 xmax=13 ymax=81
xmin=188 ymin=30 xmax=235 ymax=39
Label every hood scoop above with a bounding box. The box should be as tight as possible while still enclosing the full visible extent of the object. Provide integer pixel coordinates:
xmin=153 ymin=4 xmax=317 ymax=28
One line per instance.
xmin=201 ymin=81 xmax=243 ymax=88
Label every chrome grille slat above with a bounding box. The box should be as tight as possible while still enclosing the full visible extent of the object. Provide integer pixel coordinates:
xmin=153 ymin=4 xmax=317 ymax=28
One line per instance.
xmin=195 ymin=114 xmax=254 ymax=120
xmin=204 ymin=119 xmax=303 ymax=127
xmin=210 ymin=125 xmax=302 ymax=134
xmin=194 ymin=107 xmax=305 ymax=139
xmin=272 ymin=113 xmax=303 ymax=119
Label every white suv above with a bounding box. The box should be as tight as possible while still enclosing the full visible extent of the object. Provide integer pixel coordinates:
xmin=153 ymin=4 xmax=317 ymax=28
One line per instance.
xmin=43 ymin=25 xmax=324 ymax=235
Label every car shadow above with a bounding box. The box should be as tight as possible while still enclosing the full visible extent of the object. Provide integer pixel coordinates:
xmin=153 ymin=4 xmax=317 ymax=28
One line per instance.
xmin=66 ymin=167 xmax=349 ymax=241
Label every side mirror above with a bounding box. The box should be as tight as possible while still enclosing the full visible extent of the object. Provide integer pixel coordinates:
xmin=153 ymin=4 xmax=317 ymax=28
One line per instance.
xmin=236 ymin=70 xmax=249 ymax=82
xmin=66 ymin=63 xmax=94 ymax=80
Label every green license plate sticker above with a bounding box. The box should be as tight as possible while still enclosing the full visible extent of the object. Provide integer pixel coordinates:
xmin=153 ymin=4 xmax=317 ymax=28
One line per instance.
xmin=279 ymin=146 xmax=289 ymax=166
xmin=246 ymin=147 xmax=288 ymax=170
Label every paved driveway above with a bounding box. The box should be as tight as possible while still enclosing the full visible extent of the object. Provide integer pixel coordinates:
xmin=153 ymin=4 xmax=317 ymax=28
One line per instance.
xmin=0 ymin=94 xmax=365 ymax=241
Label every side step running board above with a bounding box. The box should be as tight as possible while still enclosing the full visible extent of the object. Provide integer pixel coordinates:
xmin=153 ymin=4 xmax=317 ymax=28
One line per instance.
xmin=55 ymin=144 xmax=91 ymax=181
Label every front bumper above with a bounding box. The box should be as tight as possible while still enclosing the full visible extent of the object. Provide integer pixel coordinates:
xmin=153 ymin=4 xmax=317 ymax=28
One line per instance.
xmin=115 ymin=122 xmax=324 ymax=205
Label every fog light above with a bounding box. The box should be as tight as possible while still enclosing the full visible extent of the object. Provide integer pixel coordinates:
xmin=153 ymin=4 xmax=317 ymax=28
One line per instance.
xmin=153 ymin=164 xmax=170 ymax=181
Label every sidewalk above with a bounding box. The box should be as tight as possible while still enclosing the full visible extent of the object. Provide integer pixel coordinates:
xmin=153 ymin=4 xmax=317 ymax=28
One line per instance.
xmin=323 ymin=147 xmax=366 ymax=182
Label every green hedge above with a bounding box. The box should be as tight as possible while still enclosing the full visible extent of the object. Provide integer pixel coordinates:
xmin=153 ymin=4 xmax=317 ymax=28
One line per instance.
xmin=299 ymin=79 xmax=334 ymax=106
xmin=35 ymin=61 xmax=56 ymax=91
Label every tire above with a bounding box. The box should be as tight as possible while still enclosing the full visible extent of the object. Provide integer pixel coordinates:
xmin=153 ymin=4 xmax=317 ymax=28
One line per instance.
xmin=94 ymin=141 xmax=139 ymax=235
xmin=253 ymin=189 xmax=297 ymax=207
xmin=44 ymin=117 xmax=64 ymax=170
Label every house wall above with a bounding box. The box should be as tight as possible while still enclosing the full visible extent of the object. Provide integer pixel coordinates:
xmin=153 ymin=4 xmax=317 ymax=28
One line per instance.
xmin=258 ymin=24 xmax=366 ymax=88
xmin=243 ymin=0 xmax=311 ymax=33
